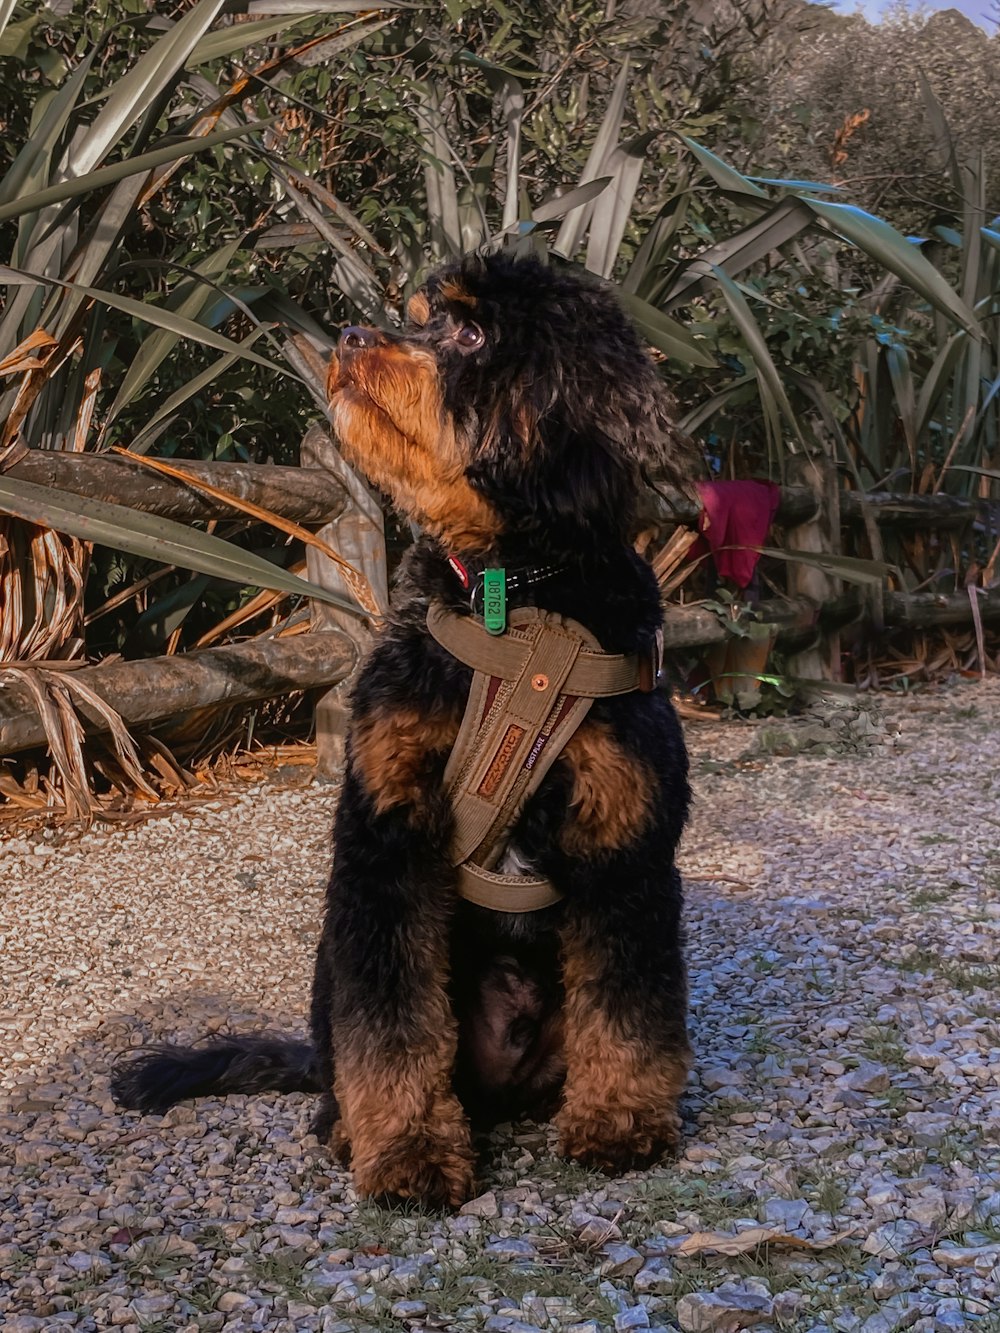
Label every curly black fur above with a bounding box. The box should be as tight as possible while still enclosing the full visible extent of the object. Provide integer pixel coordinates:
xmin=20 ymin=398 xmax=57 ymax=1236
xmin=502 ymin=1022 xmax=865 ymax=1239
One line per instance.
xmin=112 ymin=252 xmax=694 ymax=1206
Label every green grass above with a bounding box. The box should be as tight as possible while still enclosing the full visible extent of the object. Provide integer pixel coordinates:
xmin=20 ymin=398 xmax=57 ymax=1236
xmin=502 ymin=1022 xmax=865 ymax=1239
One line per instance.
xmin=746 ymin=1026 xmax=780 ymax=1056
xmin=180 ymin=1279 xmax=221 ymax=1315
xmin=860 ymin=1022 xmax=905 ymax=1066
xmin=623 ymin=1173 xmax=760 ymax=1238
xmin=893 ymin=949 xmax=1000 ymax=993
xmin=331 ymin=1199 xmax=431 ymax=1253
xmin=799 ymin=1166 xmax=848 ymax=1217
xmin=122 ymin=1239 xmax=191 ymax=1284
xmin=910 ymin=885 xmax=951 ymax=906
xmin=246 ymin=1246 xmax=314 ymax=1302
xmin=376 ymin=1254 xmax=619 ymax=1326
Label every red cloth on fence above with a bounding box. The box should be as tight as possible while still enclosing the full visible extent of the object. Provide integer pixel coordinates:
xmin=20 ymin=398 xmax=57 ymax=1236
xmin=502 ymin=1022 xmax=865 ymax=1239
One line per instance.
xmin=693 ymin=479 xmax=781 ymax=590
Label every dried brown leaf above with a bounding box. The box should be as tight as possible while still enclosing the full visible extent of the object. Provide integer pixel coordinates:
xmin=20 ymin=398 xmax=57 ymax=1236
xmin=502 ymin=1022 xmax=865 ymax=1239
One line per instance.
xmin=668 ymin=1226 xmax=858 ymax=1257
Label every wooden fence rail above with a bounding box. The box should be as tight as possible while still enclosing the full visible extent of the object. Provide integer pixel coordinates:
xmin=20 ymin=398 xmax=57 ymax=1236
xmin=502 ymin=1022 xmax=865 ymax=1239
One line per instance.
xmin=0 ymin=631 xmax=356 ymax=756
xmin=1 ymin=435 xmax=996 ymax=770
xmin=7 ymin=450 xmax=347 ymax=525
xmin=10 ymin=450 xmax=990 ymax=533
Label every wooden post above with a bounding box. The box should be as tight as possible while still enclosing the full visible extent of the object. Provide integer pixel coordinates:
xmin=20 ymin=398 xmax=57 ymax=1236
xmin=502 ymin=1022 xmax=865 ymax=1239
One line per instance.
xmin=301 ymin=423 xmax=389 ymax=775
xmin=784 ymin=451 xmax=842 ymax=682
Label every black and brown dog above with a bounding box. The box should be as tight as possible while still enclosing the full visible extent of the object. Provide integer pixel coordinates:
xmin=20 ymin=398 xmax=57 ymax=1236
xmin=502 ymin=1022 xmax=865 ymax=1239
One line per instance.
xmin=113 ymin=251 xmax=694 ymax=1208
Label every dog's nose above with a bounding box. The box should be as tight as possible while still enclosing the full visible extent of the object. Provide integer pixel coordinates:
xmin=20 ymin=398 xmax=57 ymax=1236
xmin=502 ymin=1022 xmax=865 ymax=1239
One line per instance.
xmin=339 ymin=325 xmax=382 ymax=352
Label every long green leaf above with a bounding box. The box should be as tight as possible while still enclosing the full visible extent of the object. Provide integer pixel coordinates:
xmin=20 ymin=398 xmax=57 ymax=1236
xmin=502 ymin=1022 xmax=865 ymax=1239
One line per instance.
xmin=0 ymin=120 xmax=272 ymax=224
xmin=104 ymin=239 xmax=244 ymax=428
xmin=418 ymin=84 xmax=462 ymax=262
xmin=501 ymin=77 xmax=524 ymax=234
xmin=615 ymin=290 xmax=716 ymax=368
xmin=808 ymin=200 xmax=979 ymax=334
xmin=884 ymin=343 xmax=917 ymax=469
xmin=531 ymin=177 xmax=612 ymax=225
xmin=917 ymin=70 xmax=962 ymax=196
xmin=660 ymin=197 xmax=814 ymax=311
xmin=621 ymin=188 xmax=690 ymax=298
xmin=246 ymin=0 xmax=402 ymax=10
xmin=0 ymin=49 xmax=97 ymax=209
xmin=916 ymin=329 xmax=967 ymax=440
xmin=188 ymin=12 xmax=316 ymax=64
xmin=0 ymin=266 xmax=293 ymax=377
xmin=0 ymin=475 xmax=360 ymax=613
xmin=65 ymin=0 xmax=225 ymax=180
xmin=757 ymin=546 xmax=893 ymax=587
xmin=710 ymin=265 xmax=804 ymax=447
xmin=278 ymin=174 xmax=383 ymax=317
xmin=51 ymin=175 xmax=148 ymax=344
xmin=950 ymin=464 xmax=1000 ymax=482
xmin=586 ymin=132 xmax=655 ymax=280
xmin=130 ymin=330 xmax=268 ymax=454
xmin=747 ymin=177 xmax=843 ymax=193
xmin=679 ymin=378 xmax=754 ymax=435
xmin=678 ymin=134 xmax=768 ymax=200
xmin=553 ymin=60 xmax=630 ymax=258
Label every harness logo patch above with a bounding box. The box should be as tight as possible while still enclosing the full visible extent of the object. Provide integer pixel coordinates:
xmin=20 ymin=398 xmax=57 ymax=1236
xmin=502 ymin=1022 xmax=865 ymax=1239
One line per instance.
xmin=478 ymin=724 xmax=525 ymax=797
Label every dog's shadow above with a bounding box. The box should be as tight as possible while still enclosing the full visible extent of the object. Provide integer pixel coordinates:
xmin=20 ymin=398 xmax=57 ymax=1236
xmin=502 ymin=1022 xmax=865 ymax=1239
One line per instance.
xmin=6 ymin=988 xmax=699 ymax=1223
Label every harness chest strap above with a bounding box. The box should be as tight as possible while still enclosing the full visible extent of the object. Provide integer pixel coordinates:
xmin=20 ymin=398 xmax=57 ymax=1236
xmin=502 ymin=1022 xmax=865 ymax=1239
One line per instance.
xmin=425 ymin=603 xmax=649 ymax=912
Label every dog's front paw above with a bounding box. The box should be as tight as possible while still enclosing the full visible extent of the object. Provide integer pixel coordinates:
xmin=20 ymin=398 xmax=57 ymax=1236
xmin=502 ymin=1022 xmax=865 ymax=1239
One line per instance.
xmin=353 ymin=1130 xmax=475 ymax=1208
xmin=320 ymin=1118 xmax=351 ymax=1167
xmin=557 ymin=1107 xmax=681 ymax=1174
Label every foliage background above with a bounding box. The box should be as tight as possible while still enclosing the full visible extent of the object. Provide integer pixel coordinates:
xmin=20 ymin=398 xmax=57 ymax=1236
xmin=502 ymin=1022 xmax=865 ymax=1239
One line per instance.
xmin=1 ymin=0 xmax=998 ymax=689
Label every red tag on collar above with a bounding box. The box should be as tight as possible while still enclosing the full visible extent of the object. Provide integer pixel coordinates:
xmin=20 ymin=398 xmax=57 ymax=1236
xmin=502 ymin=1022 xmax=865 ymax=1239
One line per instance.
xmin=447 ymin=555 xmax=471 ymax=590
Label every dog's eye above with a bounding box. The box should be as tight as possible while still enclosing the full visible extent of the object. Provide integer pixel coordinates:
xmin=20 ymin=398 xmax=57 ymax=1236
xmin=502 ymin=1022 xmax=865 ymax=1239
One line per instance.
xmin=454 ymin=322 xmax=484 ymax=351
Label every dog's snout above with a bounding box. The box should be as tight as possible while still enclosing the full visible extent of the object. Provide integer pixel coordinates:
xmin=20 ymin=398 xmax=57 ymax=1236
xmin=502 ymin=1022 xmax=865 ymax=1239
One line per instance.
xmin=339 ymin=325 xmax=382 ymax=353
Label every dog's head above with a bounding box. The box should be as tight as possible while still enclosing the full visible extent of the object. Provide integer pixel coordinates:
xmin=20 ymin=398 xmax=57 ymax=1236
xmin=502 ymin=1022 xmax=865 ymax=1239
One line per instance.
xmin=327 ymin=252 xmax=692 ymax=555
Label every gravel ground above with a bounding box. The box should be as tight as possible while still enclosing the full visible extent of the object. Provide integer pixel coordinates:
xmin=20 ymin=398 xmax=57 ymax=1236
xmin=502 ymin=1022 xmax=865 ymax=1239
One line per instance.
xmin=2 ymin=681 xmax=1000 ymax=1333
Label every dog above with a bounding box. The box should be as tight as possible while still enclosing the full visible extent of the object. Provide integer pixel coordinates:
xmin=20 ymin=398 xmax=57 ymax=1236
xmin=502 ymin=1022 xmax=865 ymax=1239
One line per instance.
xmin=113 ymin=251 xmax=694 ymax=1208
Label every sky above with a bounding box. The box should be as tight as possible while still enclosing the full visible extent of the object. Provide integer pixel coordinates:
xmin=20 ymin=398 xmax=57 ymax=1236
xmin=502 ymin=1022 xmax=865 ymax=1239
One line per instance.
xmin=830 ymin=0 xmax=995 ymax=27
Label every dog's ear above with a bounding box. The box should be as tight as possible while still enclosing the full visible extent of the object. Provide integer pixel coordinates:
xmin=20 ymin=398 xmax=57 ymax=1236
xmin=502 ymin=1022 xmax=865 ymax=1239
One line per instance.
xmin=480 ymin=387 xmax=542 ymax=462
xmin=559 ymin=316 xmax=703 ymax=500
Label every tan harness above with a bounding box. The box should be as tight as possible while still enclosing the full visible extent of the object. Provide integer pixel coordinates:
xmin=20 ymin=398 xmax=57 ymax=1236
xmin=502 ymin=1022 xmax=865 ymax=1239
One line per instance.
xmin=426 ymin=602 xmax=654 ymax=913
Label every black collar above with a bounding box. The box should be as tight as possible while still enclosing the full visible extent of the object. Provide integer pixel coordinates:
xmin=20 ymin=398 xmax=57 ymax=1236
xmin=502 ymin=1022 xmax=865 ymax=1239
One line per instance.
xmin=446 ymin=554 xmax=565 ymax=616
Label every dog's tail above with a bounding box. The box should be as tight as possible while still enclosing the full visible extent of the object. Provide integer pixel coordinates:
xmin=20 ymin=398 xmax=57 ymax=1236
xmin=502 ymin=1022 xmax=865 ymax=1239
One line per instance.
xmin=111 ymin=1035 xmax=319 ymax=1113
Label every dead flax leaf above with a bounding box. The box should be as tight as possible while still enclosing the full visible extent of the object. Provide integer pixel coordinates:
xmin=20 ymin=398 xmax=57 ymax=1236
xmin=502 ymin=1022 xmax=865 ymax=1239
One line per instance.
xmin=72 ymin=367 xmax=102 ymax=454
xmin=668 ymin=1226 xmax=858 ymax=1258
xmin=969 ymin=585 xmax=987 ymax=681
xmin=0 ymin=328 xmax=58 ymax=377
xmin=0 ymin=333 xmax=82 ymax=451
xmin=8 ymin=666 xmax=91 ymax=821
xmin=193 ymin=564 xmax=303 ymax=648
xmin=55 ymin=671 xmax=160 ymax=801
xmin=109 ymin=447 xmax=381 ymax=617
xmin=0 ymin=772 xmax=47 ymax=808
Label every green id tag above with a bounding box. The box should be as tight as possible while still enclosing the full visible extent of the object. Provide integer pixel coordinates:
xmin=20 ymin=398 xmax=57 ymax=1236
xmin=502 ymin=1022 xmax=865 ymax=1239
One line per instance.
xmin=482 ymin=567 xmax=507 ymax=635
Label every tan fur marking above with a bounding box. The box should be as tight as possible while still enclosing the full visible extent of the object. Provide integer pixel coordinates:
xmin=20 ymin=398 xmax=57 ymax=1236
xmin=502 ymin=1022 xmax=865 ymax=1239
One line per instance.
xmin=556 ymin=926 xmax=691 ymax=1170
xmin=352 ymin=705 xmax=459 ymax=815
xmin=439 ymin=278 xmax=477 ymax=308
xmin=328 ymin=340 xmax=501 ymax=550
xmin=560 ymin=720 xmax=654 ymax=856
xmin=407 ymin=291 xmax=430 ymax=326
